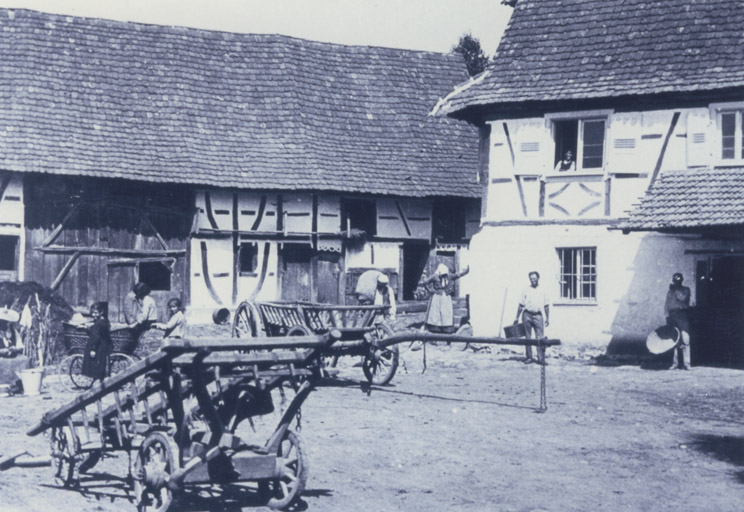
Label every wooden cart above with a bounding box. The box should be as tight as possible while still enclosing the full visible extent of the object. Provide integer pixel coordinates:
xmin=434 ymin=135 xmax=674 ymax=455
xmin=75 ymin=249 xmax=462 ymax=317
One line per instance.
xmin=29 ymin=332 xmax=337 ymax=511
xmin=232 ymin=301 xmax=400 ymax=385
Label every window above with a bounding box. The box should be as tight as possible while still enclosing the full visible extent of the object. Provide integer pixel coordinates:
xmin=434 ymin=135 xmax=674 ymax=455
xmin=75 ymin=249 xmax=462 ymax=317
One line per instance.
xmin=557 ymin=247 xmax=596 ymax=302
xmin=239 ymin=242 xmax=258 ymax=275
xmin=720 ymin=110 xmax=744 ymax=160
xmin=139 ymin=261 xmax=171 ymax=291
xmin=552 ymin=118 xmax=606 ymax=170
xmin=341 ymin=198 xmax=376 ymax=236
xmin=0 ymin=235 xmax=18 ymax=271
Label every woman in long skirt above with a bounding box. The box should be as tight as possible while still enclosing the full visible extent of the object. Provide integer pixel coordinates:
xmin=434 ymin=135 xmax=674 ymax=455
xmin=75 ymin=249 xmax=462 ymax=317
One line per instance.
xmin=423 ymin=263 xmax=469 ymax=333
xmin=81 ymin=302 xmax=112 ymax=382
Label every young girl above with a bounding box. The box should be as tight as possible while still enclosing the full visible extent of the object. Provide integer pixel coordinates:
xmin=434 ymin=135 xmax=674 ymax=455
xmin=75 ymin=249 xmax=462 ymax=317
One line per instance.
xmin=81 ymin=302 xmax=112 ymax=382
xmin=153 ymin=298 xmax=186 ymax=340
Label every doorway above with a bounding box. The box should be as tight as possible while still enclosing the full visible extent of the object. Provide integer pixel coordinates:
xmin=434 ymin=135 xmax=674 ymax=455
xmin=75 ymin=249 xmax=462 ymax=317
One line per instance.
xmin=280 ymin=244 xmax=313 ymax=302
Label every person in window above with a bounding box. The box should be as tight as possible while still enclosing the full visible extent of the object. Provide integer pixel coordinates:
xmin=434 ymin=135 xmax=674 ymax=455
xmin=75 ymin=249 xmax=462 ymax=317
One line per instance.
xmin=554 ymin=150 xmax=577 ymax=172
xmin=153 ymin=297 xmax=186 ymax=340
xmin=373 ymin=274 xmax=396 ymax=323
xmin=423 ymin=263 xmax=469 ymax=333
xmin=665 ymin=272 xmax=691 ymax=370
xmin=81 ymin=302 xmax=112 ymax=383
xmin=514 ymin=271 xmax=550 ymax=364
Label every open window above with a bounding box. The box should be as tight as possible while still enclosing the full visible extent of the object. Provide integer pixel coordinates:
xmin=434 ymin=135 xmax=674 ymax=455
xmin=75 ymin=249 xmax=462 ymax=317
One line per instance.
xmin=552 ymin=118 xmax=606 ymax=171
xmin=341 ymin=198 xmax=376 ymax=236
xmin=138 ymin=261 xmax=171 ymax=291
xmin=239 ymin=242 xmax=258 ymax=276
xmin=0 ymin=235 xmax=18 ymax=272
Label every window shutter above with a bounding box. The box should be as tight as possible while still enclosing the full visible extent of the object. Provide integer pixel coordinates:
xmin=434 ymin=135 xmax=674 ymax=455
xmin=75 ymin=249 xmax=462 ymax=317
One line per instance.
xmin=686 ymin=110 xmax=711 ymax=167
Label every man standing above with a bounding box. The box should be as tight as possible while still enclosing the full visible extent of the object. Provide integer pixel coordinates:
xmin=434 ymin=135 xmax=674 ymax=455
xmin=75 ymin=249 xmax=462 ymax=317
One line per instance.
xmin=514 ymin=271 xmax=550 ymax=364
xmin=373 ymin=273 xmax=397 ymax=323
xmin=665 ymin=272 xmax=691 ymax=370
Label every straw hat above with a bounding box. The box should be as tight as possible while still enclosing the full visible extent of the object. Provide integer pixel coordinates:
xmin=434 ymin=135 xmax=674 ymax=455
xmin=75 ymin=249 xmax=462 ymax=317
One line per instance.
xmin=435 ymin=264 xmax=450 ymax=276
xmin=0 ymin=307 xmax=19 ymax=323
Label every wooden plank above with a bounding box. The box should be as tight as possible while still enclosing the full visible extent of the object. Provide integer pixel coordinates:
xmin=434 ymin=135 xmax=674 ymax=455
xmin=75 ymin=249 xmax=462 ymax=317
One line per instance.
xmin=27 ymin=351 xmax=171 ymax=436
xmin=38 ymin=246 xmax=185 ymax=256
xmin=50 ymin=251 xmax=81 ymax=292
xmin=162 ymin=334 xmax=332 ymax=352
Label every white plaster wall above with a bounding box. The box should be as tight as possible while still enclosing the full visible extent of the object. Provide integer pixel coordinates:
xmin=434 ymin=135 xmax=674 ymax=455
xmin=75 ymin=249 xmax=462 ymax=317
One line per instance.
xmin=485 ymin=107 xmax=713 ymax=223
xmin=345 ymin=242 xmax=401 ymax=272
xmin=0 ymin=173 xmax=24 ymax=279
xmin=468 ymin=225 xmax=744 ymax=349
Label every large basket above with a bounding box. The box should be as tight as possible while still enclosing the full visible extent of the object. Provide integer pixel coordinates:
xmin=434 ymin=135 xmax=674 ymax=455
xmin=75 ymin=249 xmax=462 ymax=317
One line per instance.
xmin=62 ymin=323 xmax=140 ymax=355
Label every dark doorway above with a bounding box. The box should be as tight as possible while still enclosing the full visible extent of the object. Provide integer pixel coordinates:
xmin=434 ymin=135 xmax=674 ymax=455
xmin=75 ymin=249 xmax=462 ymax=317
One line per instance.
xmin=693 ymin=256 xmax=744 ymax=368
xmin=402 ymin=242 xmax=429 ymax=300
xmin=280 ymin=244 xmax=313 ymax=302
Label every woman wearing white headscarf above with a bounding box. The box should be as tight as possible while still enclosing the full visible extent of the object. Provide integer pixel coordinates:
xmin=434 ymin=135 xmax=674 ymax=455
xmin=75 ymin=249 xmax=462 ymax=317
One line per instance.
xmin=422 ymin=263 xmax=469 ymax=332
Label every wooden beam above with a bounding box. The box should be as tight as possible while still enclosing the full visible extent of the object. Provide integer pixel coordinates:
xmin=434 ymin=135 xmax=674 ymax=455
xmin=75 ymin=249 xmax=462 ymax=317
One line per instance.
xmin=50 ymin=251 xmax=82 ymax=291
xmin=40 ymin=203 xmax=82 ymax=248
xmin=139 ymin=211 xmax=169 ymax=251
xmin=37 ymin=246 xmax=185 ymax=256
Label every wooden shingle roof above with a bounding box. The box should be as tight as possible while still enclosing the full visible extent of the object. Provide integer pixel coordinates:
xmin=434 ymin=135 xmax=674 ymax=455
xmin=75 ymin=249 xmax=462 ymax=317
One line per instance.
xmin=619 ymin=167 xmax=744 ymax=231
xmin=434 ymin=0 xmax=744 ymax=117
xmin=0 ymin=9 xmax=480 ymax=198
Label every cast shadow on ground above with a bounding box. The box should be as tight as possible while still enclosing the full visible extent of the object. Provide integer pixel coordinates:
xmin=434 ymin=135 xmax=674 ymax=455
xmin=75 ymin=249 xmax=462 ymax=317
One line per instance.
xmin=687 ymin=433 xmax=744 ymax=484
xmin=43 ymin=470 xmax=333 ymax=511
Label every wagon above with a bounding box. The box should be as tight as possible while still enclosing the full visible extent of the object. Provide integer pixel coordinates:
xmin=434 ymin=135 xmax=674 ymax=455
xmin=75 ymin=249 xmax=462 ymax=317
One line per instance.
xmin=29 ymin=331 xmax=337 ymax=511
xmin=231 ymin=301 xmax=399 ymax=385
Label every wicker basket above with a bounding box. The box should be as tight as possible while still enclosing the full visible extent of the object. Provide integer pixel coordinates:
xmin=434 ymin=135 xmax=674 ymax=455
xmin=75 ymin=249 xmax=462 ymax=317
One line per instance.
xmin=62 ymin=323 xmax=140 ymax=355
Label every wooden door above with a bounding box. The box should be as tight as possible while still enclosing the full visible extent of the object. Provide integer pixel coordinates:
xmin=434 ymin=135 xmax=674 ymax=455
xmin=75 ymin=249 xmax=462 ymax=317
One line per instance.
xmin=316 ymin=251 xmax=341 ymax=304
xmin=280 ymin=244 xmax=313 ymax=302
xmin=107 ymin=262 xmax=136 ymax=323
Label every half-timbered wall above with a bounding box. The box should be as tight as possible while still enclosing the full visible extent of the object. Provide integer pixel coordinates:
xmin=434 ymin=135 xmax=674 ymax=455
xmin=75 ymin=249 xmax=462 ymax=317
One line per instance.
xmin=0 ymin=172 xmax=24 ymax=282
xmin=485 ymin=107 xmax=710 ymax=222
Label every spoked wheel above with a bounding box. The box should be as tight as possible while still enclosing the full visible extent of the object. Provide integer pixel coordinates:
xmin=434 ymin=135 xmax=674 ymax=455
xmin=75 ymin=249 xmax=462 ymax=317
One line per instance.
xmin=50 ymin=425 xmax=81 ymax=487
xmin=232 ymin=301 xmax=262 ymax=338
xmin=362 ymin=323 xmax=399 ymax=386
xmin=261 ymin=430 xmax=308 ymax=510
xmin=66 ymin=354 xmax=94 ymax=391
xmin=109 ymin=353 xmax=136 ymax=376
xmin=134 ymin=431 xmax=180 ymax=512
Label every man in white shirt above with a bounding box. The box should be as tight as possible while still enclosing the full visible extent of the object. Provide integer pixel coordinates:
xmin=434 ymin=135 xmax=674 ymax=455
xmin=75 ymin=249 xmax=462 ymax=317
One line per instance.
xmin=514 ymin=271 xmax=550 ymax=364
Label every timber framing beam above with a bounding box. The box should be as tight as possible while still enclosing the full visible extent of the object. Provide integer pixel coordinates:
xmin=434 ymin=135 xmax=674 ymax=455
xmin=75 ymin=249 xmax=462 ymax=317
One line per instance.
xmin=36 ymin=246 xmax=185 ymax=256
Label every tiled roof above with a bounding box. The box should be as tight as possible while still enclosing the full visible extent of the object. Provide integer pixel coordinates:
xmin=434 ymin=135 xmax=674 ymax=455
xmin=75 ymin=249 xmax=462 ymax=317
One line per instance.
xmin=434 ymin=0 xmax=744 ymax=117
xmin=0 ymin=9 xmax=480 ymax=198
xmin=619 ymin=167 xmax=744 ymax=231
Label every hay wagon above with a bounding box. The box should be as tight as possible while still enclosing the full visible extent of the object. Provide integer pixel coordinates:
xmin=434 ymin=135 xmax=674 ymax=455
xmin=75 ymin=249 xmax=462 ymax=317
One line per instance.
xmin=29 ymin=332 xmax=338 ymax=511
xmin=232 ymin=301 xmax=399 ymax=385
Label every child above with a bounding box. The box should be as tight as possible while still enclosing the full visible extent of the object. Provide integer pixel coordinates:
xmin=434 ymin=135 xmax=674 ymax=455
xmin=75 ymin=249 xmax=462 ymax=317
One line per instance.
xmin=153 ymin=298 xmax=186 ymax=340
xmin=82 ymin=302 xmax=112 ymax=382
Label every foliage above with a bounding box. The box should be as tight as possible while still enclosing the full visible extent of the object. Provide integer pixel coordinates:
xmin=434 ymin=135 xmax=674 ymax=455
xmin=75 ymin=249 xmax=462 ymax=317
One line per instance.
xmin=451 ymin=34 xmax=489 ymax=77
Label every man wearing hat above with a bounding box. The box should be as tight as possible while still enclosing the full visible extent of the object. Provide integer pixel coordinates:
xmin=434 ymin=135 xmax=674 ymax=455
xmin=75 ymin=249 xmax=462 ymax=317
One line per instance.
xmin=373 ymin=273 xmax=396 ymax=322
xmin=665 ymin=272 xmax=692 ymax=370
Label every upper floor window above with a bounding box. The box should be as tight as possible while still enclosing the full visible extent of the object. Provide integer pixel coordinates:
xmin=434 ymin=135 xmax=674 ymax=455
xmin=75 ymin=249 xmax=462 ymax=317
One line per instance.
xmin=720 ymin=110 xmax=744 ymax=161
xmin=552 ymin=118 xmax=606 ymax=171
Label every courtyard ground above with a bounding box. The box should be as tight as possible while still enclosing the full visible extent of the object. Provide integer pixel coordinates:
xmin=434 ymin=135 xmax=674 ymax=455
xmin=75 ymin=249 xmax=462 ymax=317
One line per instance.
xmin=0 ymin=328 xmax=743 ymax=512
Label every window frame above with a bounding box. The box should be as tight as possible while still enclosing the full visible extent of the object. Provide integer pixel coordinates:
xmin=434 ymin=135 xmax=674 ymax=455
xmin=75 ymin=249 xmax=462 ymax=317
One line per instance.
xmin=711 ymin=102 xmax=744 ymax=165
xmin=546 ymin=110 xmax=612 ymax=174
xmin=556 ymin=246 xmax=598 ymax=304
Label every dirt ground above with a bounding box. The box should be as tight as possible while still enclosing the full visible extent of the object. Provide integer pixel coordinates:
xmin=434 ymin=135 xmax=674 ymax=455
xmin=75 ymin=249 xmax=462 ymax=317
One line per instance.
xmin=1 ymin=327 xmax=744 ymax=512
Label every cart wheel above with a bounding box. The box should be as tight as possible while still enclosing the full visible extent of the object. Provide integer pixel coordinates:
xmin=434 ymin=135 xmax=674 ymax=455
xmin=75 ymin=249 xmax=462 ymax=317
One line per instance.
xmin=109 ymin=353 xmax=135 ymax=377
xmin=50 ymin=425 xmax=80 ymax=487
xmin=66 ymin=354 xmax=94 ymax=391
xmin=134 ymin=431 xmax=180 ymax=512
xmin=232 ymin=302 xmax=261 ymax=338
xmin=362 ymin=324 xmax=399 ymax=386
xmin=285 ymin=325 xmax=311 ymax=337
xmin=261 ymin=430 xmax=308 ymax=510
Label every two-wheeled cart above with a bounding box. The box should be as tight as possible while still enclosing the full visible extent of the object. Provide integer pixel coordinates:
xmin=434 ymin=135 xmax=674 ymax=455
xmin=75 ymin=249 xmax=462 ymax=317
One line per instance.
xmin=28 ymin=332 xmax=337 ymax=511
xmin=232 ymin=300 xmax=399 ymax=385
